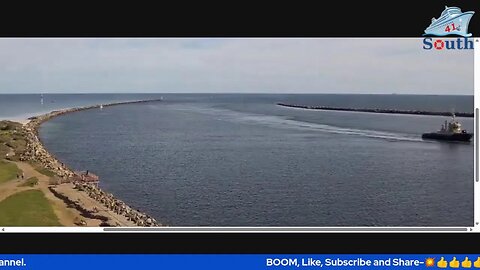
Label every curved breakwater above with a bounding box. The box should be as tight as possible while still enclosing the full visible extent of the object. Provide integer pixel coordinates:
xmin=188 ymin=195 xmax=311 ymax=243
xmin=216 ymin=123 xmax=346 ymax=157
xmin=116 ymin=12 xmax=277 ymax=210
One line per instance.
xmin=18 ymin=99 xmax=164 ymax=227
xmin=276 ymin=103 xmax=474 ymax=117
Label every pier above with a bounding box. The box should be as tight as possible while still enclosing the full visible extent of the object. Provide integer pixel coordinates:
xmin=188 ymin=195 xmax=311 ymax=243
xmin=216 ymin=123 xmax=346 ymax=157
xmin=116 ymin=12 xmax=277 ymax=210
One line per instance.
xmin=276 ymin=103 xmax=474 ymax=117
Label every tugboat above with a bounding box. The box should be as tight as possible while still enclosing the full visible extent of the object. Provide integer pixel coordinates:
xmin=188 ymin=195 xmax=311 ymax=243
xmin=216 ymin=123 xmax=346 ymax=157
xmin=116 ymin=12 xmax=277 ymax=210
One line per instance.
xmin=422 ymin=114 xmax=472 ymax=142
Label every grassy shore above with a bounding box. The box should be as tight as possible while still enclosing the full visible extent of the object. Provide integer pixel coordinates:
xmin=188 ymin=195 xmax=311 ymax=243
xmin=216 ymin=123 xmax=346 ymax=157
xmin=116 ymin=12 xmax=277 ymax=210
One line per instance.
xmin=18 ymin=177 xmax=39 ymax=187
xmin=28 ymin=161 xmax=56 ymax=177
xmin=0 ymin=120 xmax=24 ymax=183
xmin=0 ymin=121 xmax=27 ymax=161
xmin=0 ymin=120 xmax=62 ymax=226
xmin=0 ymin=160 xmax=21 ymax=183
xmin=0 ymin=101 xmax=161 ymax=227
xmin=0 ymin=190 xmax=61 ymax=226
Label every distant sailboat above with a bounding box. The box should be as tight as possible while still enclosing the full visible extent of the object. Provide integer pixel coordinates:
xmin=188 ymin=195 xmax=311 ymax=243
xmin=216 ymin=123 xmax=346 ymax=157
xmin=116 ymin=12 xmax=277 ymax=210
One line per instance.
xmin=40 ymin=93 xmax=44 ymax=105
xmin=100 ymin=104 xmax=103 ymax=110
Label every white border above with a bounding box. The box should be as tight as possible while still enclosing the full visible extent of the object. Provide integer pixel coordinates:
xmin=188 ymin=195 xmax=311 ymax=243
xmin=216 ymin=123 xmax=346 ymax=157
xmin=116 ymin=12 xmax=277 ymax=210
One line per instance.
xmin=0 ymin=37 xmax=478 ymax=233
xmin=474 ymin=36 xmax=479 ymax=232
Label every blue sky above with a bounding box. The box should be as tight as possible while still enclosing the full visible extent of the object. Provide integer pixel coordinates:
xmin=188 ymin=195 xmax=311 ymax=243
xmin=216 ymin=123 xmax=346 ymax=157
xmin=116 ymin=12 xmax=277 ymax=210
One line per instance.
xmin=0 ymin=38 xmax=473 ymax=94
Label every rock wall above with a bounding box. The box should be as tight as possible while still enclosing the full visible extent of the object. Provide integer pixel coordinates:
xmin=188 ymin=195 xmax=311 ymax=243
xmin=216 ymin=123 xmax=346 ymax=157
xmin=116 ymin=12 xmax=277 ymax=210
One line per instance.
xmin=19 ymin=100 xmax=164 ymax=227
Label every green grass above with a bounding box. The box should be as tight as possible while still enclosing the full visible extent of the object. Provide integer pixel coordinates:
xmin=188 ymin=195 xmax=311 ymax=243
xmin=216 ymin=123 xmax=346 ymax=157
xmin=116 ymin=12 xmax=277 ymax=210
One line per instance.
xmin=0 ymin=122 xmax=27 ymax=160
xmin=0 ymin=121 xmax=22 ymax=131
xmin=18 ymin=177 xmax=38 ymax=187
xmin=0 ymin=134 xmax=10 ymax=144
xmin=0 ymin=144 xmax=9 ymax=158
xmin=29 ymin=162 xmax=56 ymax=177
xmin=0 ymin=190 xmax=61 ymax=226
xmin=0 ymin=160 xmax=21 ymax=183
xmin=5 ymin=139 xmax=26 ymax=155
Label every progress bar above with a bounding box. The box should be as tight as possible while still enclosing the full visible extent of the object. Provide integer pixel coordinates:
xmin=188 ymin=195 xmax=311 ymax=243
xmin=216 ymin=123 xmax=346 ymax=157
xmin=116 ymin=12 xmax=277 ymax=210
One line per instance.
xmin=104 ymin=227 xmax=468 ymax=232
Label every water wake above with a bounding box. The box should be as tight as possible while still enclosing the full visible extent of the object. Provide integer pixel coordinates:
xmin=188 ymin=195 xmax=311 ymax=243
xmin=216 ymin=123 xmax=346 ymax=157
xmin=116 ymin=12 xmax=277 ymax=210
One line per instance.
xmin=168 ymin=104 xmax=424 ymax=143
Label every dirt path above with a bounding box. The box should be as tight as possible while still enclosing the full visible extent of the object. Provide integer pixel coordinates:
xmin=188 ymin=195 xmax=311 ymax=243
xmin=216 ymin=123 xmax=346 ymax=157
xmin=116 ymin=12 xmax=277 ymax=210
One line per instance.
xmin=7 ymin=161 xmax=84 ymax=226
xmin=0 ymin=160 xmax=136 ymax=226
xmin=0 ymin=160 xmax=95 ymax=226
xmin=0 ymin=177 xmax=36 ymax=201
xmin=0 ymin=146 xmax=27 ymax=201
xmin=55 ymin=184 xmax=136 ymax=226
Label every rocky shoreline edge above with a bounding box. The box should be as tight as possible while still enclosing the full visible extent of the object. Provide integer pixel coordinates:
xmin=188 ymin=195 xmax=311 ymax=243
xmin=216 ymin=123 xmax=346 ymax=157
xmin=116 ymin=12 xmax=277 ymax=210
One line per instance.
xmin=18 ymin=99 xmax=164 ymax=227
xmin=276 ymin=103 xmax=474 ymax=118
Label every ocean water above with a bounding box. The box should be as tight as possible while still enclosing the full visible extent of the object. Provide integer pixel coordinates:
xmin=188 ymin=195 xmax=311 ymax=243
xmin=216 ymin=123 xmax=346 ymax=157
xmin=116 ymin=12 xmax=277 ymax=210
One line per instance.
xmin=0 ymin=94 xmax=162 ymax=121
xmin=0 ymin=94 xmax=474 ymax=226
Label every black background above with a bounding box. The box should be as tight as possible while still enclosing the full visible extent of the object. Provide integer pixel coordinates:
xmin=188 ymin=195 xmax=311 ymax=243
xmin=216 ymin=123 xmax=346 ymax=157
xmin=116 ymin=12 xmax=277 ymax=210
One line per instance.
xmin=1 ymin=233 xmax=480 ymax=253
xmin=0 ymin=1 xmax=478 ymax=37
xmin=0 ymin=0 xmax=478 ymax=254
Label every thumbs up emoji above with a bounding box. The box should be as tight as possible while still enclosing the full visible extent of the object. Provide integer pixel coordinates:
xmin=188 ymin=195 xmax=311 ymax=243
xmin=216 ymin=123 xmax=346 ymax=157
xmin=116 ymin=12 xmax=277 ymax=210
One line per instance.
xmin=474 ymin=257 xmax=480 ymax=268
xmin=438 ymin=257 xmax=448 ymax=268
xmin=462 ymin=257 xmax=472 ymax=268
xmin=450 ymin=257 xmax=460 ymax=268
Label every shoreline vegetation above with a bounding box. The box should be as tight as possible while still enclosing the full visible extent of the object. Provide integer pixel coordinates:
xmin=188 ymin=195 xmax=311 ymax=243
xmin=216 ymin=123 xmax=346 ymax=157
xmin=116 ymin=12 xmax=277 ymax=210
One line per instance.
xmin=276 ymin=103 xmax=474 ymax=117
xmin=1 ymin=99 xmax=163 ymax=227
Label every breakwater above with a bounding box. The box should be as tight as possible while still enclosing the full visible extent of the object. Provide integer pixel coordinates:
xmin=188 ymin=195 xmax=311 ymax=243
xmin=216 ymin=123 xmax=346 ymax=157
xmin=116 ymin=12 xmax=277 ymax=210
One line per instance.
xmin=276 ymin=103 xmax=474 ymax=117
xmin=73 ymin=182 xmax=158 ymax=226
xmin=19 ymin=99 xmax=164 ymax=227
xmin=48 ymin=186 xmax=110 ymax=224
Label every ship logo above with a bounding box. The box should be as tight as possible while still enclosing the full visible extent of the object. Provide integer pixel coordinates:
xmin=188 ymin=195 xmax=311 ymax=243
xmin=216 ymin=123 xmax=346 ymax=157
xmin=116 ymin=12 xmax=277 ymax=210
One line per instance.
xmin=424 ymin=6 xmax=474 ymax=37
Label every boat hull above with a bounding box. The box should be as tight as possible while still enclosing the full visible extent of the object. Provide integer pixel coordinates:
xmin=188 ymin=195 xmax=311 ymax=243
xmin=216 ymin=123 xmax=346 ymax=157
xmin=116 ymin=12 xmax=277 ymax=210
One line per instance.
xmin=424 ymin=12 xmax=474 ymax=37
xmin=421 ymin=132 xmax=472 ymax=142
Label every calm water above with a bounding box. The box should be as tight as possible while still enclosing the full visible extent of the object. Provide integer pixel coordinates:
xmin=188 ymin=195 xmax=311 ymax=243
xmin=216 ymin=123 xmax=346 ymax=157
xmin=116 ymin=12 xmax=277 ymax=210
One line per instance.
xmin=1 ymin=94 xmax=474 ymax=226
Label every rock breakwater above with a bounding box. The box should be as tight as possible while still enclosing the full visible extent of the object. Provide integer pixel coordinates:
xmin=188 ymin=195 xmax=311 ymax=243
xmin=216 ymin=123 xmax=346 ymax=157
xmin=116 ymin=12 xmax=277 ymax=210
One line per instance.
xmin=19 ymin=99 xmax=164 ymax=227
xmin=276 ymin=103 xmax=474 ymax=117
xmin=73 ymin=182 xmax=158 ymax=226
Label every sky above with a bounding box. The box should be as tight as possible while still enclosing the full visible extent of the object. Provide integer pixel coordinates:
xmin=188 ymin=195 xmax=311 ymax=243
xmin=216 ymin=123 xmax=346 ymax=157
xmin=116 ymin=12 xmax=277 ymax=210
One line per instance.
xmin=0 ymin=38 xmax=474 ymax=95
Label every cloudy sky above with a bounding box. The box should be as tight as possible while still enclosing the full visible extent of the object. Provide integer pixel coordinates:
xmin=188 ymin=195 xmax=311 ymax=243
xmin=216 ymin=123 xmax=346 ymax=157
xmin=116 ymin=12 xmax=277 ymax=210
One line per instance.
xmin=0 ymin=38 xmax=473 ymax=95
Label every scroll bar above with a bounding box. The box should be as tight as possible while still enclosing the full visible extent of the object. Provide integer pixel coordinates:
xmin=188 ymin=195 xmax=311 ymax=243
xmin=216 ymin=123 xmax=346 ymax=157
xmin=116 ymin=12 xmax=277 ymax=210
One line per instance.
xmin=476 ymin=37 xmax=479 ymax=230
xmin=103 ymin=227 xmax=468 ymax=232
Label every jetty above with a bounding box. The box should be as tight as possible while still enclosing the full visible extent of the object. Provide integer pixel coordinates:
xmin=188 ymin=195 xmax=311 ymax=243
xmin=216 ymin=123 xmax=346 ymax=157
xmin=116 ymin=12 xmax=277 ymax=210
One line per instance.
xmin=276 ymin=103 xmax=474 ymax=118
xmin=18 ymin=99 xmax=164 ymax=227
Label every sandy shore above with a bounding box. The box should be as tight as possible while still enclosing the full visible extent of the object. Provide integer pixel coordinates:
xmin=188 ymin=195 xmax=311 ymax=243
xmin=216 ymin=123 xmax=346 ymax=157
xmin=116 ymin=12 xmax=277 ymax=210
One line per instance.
xmin=11 ymin=99 xmax=164 ymax=227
